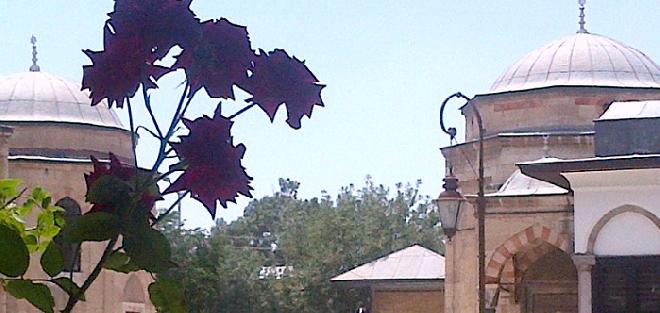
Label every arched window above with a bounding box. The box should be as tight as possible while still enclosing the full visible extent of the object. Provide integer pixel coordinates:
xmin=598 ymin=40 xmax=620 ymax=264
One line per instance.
xmin=122 ymin=274 xmax=146 ymax=313
xmin=55 ymin=197 xmax=82 ymax=272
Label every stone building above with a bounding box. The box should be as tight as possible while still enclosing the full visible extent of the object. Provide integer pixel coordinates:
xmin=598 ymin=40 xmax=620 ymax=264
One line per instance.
xmin=332 ymin=245 xmax=445 ymax=313
xmin=0 ymin=49 xmax=155 ymax=312
xmin=440 ymin=10 xmax=660 ymax=313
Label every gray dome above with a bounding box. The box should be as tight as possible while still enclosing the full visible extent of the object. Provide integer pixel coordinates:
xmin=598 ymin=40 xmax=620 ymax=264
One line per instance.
xmin=490 ymin=33 xmax=660 ymax=93
xmin=0 ymin=72 xmax=125 ymax=129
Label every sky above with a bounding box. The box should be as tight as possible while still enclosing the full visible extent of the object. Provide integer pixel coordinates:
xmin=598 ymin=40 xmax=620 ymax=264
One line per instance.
xmin=1 ymin=1 xmax=659 ymax=229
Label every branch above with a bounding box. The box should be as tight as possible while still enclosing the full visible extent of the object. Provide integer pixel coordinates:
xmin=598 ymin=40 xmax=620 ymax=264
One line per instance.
xmin=61 ymin=235 xmax=119 ymax=313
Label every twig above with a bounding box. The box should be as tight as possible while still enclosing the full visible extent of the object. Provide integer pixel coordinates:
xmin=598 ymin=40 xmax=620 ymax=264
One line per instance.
xmin=0 ymin=188 xmax=27 ymax=210
xmin=62 ymin=235 xmax=118 ymax=313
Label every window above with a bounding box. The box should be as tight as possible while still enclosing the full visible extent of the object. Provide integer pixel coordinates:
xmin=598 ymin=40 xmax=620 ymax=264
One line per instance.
xmin=54 ymin=197 xmax=82 ymax=272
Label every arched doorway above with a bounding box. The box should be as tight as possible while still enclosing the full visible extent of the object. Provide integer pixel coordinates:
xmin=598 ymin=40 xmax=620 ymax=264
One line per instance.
xmin=484 ymin=224 xmax=577 ymax=312
xmin=520 ymin=247 xmax=577 ymax=313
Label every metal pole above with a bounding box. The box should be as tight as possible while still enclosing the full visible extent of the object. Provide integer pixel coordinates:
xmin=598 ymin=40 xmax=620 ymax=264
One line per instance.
xmin=473 ymin=104 xmax=486 ymax=313
xmin=439 ymin=92 xmax=486 ymax=313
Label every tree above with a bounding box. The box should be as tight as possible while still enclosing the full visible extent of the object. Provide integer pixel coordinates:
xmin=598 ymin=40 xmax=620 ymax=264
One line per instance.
xmin=159 ymin=177 xmax=444 ymax=313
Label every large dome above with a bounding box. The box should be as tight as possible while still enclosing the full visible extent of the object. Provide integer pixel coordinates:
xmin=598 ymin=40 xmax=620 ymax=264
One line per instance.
xmin=489 ymin=32 xmax=660 ymax=94
xmin=0 ymin=72 xmax=125 ymax=129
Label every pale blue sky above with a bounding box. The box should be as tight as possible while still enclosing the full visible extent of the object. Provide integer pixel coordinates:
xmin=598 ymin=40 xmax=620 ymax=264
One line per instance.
xmin=1 ymin=1 xmax=659 ymax=228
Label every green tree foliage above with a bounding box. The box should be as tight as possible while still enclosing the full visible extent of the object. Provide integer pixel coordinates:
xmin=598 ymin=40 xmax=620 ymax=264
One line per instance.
xmin=158 ymin=177 xmax=444 ymax=313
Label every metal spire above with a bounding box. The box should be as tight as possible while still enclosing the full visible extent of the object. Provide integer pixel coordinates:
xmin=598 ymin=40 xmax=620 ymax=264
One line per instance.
xmin=29 ymin=35 xmax=40 ymax=72
xmin=577 ymin=0 xmax=588 ymax=33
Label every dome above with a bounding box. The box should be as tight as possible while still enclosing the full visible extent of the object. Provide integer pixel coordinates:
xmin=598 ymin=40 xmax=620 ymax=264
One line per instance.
xmin=490 ymin=32 xmax=660 ymax=94
xmin=0 ymin=72 xmax=125 ymax=129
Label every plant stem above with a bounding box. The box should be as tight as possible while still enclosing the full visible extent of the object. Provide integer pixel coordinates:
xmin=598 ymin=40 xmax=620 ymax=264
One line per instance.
xmin=126 ymin=98 xmax=138 ymax=169
xmin=61 ymin=235 xmax=118 ymax=313
xmin=154 ymin=190 xmax=190 ymax=224
xmin=143 ymin=87 xmax=164 ymax=138
xmin=151 ymin=86 xmax=191 ymax=173
xmin=228 ymin=103 xmax=256 ymax=120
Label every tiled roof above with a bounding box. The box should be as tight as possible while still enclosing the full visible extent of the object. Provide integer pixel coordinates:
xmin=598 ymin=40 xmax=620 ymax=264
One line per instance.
xmin=597 ymin=100 xmax=660 ymax=121
xmin=331 ymin=245 xmax=445 ymax=282
xmin=486 ymin=168 xmax=567 ymax=197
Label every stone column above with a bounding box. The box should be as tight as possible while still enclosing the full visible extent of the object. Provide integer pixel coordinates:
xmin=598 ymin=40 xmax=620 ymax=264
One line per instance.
xmin=572 ymin=254 xmax=596 ymax=313
xmin=0 ymin=126 xmax=14 ymax=179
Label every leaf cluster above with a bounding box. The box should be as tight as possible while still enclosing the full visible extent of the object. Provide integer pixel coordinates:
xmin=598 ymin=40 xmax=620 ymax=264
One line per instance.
xmin=0 ymin=179 xmax=79 ymax=313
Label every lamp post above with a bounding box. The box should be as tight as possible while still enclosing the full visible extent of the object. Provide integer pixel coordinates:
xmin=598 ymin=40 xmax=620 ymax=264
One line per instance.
xmin=436 ymin=92 xmax=487 ymax=313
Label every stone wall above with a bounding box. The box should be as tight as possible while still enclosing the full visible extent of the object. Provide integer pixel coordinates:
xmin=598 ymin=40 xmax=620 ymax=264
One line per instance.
xmin=372 ymin=290 xmax=444 ymax=313
xmin=0 ymin=127 xmax=154 ymax=312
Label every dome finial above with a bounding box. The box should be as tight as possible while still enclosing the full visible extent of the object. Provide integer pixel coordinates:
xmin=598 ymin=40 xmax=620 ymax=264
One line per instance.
xmin=577 ymin=0 xmax=588 ymax=33
xmin=29 ymin=35 xmax=40 ymax=72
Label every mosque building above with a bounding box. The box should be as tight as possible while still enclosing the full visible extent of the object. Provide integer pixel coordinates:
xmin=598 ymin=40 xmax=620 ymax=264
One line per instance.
xmin=0 ymin=38 xmax=155 ymax=313
xmin=441 ymin=3 xmax=660 ymax=313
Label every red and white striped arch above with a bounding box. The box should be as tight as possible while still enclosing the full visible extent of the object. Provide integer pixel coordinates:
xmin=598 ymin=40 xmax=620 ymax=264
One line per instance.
xmin=485 ymin=223 xmax=570 ymax=284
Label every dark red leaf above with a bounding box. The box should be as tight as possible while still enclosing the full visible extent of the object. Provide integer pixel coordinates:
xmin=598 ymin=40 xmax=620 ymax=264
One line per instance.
xmin=174 ymin=18 xmax=255 ymax=99
xmin=241 ymin=49 xmax=325 ymax=129
xmin=164 ymin=114 xmax=252 ymax=218
xmin=82 ymin=26 xmax=171 ymax=107
xmin=84 ymin=154 xmax=160 ymax=219
xmin=108 ymin=0 xmax=200 ymax=59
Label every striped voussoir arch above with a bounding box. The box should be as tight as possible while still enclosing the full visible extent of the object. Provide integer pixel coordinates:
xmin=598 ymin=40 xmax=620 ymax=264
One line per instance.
xmin=485 ymin=223 xmax=570 ymax=284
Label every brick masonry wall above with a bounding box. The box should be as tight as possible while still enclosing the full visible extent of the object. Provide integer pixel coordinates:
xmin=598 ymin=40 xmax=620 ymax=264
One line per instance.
xmin=373 ymin=290 xmax=444 ymax=313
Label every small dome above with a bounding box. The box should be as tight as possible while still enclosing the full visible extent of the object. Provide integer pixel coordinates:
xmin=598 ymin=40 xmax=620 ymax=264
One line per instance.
xmin=490 ymin=33 xmax=660 ymax=93
xmin=0 ymin=72 xmax=125 ymax=129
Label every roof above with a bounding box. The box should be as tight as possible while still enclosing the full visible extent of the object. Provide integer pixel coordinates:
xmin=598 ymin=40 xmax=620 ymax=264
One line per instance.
xmin=486 ymin=168 xmax=567 ymax=197
xmin=0 ymin=72 xmax=125 ymax=129
xmin=489 ymin=32 xmax=660 ymax=94
xmin=330 ymin=245 xmax=445 ymax=283
xmin=518 ymin=154 xmax=660 ymax=190
xmin=597 ymin=100 xmax=660 ymax=121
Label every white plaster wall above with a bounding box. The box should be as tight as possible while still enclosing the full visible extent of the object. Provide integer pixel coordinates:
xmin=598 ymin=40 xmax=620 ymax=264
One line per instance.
xmin=593 ymin=212 xmax=660 ymax=255
xmin=564 ymin=168 xmax=660 ymax=255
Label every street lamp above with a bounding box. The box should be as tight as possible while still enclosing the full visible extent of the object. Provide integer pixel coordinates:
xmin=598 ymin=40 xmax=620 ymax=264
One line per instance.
xmin=437 ymin=92 xmax=487 ymax=313
xmin=433 ymin=174 xmax=465 ymax=240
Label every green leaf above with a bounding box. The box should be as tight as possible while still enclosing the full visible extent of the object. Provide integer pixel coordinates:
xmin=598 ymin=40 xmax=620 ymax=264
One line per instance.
xmin=17 ymin=201 xmax=34 ymax=217
xmin=103 ymin=251 xmax=140 ymax=273
xmin=124 ymin=228 xmax=173 ymax=273
xmin=149 ymin=278 xmax=185 ymax=313
xmin=0 ymin=179 xmax=21 ymax=201
xmin=63 ymin=212 xmax=120 ymax=243
xmin=5 ymin=280 xmax=55 ymax=313
xmin=37 ymin=210 xmax=61 ymax=240
xmin=51 ymin=277 xmax=85 ymax=301
xmin=41 ymin=242 xmax=65 ymax=277
xmin=0 ymin=223 xmax=29 ymax=277
xmin=86 ymin=175 xmax=131 ymax=206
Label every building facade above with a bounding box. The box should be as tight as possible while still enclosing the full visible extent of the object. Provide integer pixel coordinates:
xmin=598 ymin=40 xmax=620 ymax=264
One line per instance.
xmin=441 ymin=20 xmax=660 ymax=313
xmin=0 ymin=66 xmax=155 ymax=312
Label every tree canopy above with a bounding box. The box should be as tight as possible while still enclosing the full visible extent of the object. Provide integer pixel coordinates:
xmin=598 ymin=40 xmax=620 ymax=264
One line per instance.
xmin=158 ymin=177 xmax=444 ymax=313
